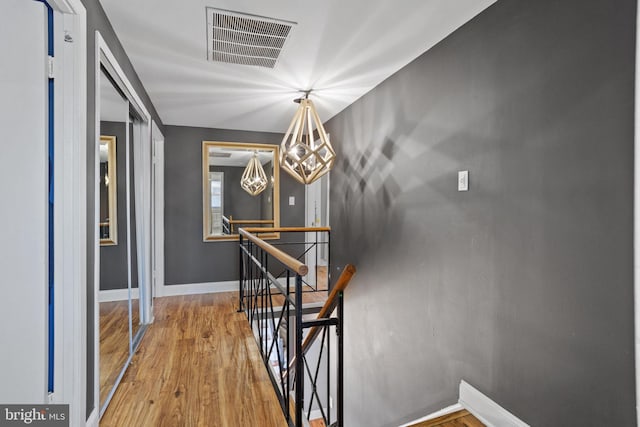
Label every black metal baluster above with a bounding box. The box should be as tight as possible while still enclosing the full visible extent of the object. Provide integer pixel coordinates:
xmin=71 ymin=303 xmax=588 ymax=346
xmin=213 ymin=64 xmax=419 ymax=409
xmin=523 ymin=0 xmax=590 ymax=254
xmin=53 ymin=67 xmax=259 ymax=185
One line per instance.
xmin=327 ymin=321 xmax=331 ymax=427
xmin=286 ymin=269 xmax=291 ymax=425
xmin=337 ymin=291 xmax=344 ymax=427
xmin=295 ymin=273 xmax=303 ymax=427
xmin=238 ymin=234 xmax=244 ymax=312
xmin=328 ymin=230 xmax=331 ymax=292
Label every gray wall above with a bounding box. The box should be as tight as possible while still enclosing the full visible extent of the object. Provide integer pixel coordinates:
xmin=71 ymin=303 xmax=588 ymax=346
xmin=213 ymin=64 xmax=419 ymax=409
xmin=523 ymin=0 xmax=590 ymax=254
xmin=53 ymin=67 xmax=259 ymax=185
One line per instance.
xmin=82 ymin=0 xmax=164 ymax=417
xmin=324 ymin=0 xmax=636 ymax=426
xmin=164 ymin=125 xmax=305 ymax=285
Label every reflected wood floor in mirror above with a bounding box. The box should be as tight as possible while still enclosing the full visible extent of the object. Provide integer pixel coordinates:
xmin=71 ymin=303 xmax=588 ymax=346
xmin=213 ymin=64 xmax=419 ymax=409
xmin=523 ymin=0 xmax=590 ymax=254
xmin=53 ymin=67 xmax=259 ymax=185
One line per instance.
xmin=100 ymin=293 xmax=287 ymax=427
xmin=99 ymin=298 xmax=139 ymax=408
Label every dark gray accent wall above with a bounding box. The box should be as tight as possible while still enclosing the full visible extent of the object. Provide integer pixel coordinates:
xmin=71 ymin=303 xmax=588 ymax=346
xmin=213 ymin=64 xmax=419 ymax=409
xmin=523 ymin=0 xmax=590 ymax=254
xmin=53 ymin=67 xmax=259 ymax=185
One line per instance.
xmin=324 ymin=1 xmax=636 ymax=426
xmin=164 ymin=125 xmax=305 ymax=285
xmin=82 ymin=0 xmax=165 ymax=417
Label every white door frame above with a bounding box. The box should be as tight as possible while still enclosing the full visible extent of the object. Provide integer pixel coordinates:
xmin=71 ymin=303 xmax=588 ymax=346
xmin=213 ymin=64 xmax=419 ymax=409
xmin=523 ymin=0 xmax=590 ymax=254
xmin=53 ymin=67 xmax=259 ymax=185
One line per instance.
xmin=305 ymin=165 xmax=330 ymax=289
xmin=634 ymin=4 xmax=640 ymax=424
xmin=46 ymin=0 xmax=88 ymax=425
xmin=305 ymin=176 xmax=319 ymax=287
xmin=151 ymin=121 xmax=164 ymax=302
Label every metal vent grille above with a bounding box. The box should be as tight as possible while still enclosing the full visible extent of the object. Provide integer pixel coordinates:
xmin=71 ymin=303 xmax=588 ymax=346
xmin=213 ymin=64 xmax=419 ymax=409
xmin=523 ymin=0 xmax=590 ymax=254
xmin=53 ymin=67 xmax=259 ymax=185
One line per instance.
xmin=206 ymin=8 xmax=296 ymax=69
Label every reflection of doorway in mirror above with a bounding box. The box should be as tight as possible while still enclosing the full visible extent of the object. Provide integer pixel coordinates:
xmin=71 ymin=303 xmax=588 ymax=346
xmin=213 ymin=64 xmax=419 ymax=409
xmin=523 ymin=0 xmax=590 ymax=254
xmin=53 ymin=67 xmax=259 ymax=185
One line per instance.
xmin=209 ymin=172 xmax=224 ymax=234
xmin=305 ymin=172 xmax=330 ymax=287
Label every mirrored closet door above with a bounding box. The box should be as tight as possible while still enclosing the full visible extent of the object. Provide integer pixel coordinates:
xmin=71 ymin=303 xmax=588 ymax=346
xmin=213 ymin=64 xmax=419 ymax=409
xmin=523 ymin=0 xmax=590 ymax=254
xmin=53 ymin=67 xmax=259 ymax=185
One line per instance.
xmin=95 ymin=33 xmax=153 ymax=418
xmin=98 ymin=68 xmax=131 ymax=411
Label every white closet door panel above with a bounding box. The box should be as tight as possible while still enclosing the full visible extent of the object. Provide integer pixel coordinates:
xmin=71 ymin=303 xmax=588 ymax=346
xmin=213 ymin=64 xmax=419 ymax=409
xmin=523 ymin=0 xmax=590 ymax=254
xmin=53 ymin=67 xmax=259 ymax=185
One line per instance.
xmin=0 ymin=0 xmax=49 ymax=403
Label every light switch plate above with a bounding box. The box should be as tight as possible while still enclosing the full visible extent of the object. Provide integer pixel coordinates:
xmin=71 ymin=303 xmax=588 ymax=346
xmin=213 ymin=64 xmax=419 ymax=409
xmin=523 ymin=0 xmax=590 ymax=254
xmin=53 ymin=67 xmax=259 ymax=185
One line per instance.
xmin=458 ymin=171 xmax=469 ymax=191
xmin=289 ymin=196 xmax=295 ymax=206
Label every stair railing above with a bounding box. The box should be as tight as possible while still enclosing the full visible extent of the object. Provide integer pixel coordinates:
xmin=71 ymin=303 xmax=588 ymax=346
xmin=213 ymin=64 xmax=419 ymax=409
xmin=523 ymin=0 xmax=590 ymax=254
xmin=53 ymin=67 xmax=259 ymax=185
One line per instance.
xmin=238 ymin=227 xmax=352 ymax=427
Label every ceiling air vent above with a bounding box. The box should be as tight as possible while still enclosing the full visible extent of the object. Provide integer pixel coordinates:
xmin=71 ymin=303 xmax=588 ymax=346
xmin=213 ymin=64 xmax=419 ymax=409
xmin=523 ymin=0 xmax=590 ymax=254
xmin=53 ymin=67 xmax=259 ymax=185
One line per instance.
xmin=206 ymin=7 xmax=296 ymax=69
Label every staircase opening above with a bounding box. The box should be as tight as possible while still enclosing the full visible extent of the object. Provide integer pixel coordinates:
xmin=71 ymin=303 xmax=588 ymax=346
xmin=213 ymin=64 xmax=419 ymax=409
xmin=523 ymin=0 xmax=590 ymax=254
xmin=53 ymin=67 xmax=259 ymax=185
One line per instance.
xmin=238 ymin=226 xmax=355 ymax=427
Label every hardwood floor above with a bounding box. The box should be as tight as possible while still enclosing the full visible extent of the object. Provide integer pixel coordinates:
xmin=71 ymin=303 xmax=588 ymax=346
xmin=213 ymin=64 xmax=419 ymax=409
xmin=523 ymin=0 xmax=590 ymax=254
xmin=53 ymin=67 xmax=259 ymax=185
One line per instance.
xmin=410 ymin=410 xmax=485 ymax=427
xmin=100 ymin=293 xmax=288 ymax=427
xmin=100 ymin=286 xmax=470 ymax=427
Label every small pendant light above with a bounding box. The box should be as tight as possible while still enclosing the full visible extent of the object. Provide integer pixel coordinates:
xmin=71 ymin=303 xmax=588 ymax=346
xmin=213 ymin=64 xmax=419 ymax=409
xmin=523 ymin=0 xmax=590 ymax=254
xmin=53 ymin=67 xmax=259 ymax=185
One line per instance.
xmin=241 ymin=151 xmax=268 ymax=196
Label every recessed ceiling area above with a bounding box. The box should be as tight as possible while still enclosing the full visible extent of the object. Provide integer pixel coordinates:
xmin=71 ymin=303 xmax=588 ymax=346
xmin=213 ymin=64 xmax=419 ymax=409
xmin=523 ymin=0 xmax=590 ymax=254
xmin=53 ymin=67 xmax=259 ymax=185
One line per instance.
xmin=99 ymin=0 xmax=497 ymax=133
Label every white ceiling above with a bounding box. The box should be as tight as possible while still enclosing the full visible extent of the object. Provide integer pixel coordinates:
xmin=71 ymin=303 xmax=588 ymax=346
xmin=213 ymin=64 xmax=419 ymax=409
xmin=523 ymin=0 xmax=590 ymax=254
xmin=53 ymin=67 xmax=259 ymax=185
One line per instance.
xmin=99 ymin=0 xmax=496 ymax=133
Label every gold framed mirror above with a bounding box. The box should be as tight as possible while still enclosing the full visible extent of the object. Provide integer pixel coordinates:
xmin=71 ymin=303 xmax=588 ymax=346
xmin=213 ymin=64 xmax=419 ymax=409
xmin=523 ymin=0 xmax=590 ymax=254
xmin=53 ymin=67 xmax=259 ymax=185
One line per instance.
xmin=203 ymin=141 xmax=280 ymax=241
xmin=99 ymin=135 xmax=118 ymax=245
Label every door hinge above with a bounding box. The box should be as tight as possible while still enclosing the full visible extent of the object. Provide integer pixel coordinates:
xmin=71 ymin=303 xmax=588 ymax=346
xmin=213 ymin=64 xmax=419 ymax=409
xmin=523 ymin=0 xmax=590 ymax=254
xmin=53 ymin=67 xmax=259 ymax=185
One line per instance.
xmin=47 ymin=56 xmax=55 ymax=79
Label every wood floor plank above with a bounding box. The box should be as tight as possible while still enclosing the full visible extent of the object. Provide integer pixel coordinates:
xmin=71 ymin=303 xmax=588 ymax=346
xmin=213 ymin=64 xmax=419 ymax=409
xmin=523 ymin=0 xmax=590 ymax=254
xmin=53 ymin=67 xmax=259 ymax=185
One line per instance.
xmin=100 ymin=293 xmax=288 ymax=427
xmin=409 ymin=409 xmax=485 ymax=427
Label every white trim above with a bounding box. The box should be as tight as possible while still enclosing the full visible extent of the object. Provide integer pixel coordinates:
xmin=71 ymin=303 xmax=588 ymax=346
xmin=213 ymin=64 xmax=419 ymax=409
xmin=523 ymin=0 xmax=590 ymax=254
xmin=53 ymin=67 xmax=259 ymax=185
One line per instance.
xmin=96 ymin=33 xmax=150 ymax=121
xmin=635 ymin=2 xmax=640 ymax=423
xmin=458 ymin=381 xmax=529 ymax=427
xmin=48 ymin=0 xmax=76 ymax=14
xmin=47 ymin=0 xmax=87 ymax=425
xmin=159 ymin=281 xmax=239 ymax=297
xmin=93 ymin=33 xmax=101 ymax=418
xmin=99 ymin=288 xmax=141 ymax=302
xmin=151 ymin=121 xmax=164 ymax=312
xmin=397 ymin=403 xmax=464 ymax=427
xmin=86 ymin=407 xmax=99 ymax=427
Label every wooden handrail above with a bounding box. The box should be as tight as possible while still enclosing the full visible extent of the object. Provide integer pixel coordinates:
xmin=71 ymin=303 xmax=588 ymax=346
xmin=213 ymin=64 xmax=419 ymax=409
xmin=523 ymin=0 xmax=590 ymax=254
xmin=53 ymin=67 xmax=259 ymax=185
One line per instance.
xmin=239 ymin=228 xmax=308 ymax=276
xmin=286 ymin=264 xmax=356 ymax=373
xmin=242 ymin=226 xmax=331 ymax=233
xmin=300 ymin=264 xmax=355 ymax=354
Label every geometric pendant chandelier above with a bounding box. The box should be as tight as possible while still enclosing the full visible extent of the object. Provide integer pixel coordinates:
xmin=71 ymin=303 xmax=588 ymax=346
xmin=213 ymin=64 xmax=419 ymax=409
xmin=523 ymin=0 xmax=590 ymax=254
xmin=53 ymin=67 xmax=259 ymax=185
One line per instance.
xmin=280 ymin=94 xmax=336 ymax=185
xmin=240 ymin=151 xmax=269 ymax=196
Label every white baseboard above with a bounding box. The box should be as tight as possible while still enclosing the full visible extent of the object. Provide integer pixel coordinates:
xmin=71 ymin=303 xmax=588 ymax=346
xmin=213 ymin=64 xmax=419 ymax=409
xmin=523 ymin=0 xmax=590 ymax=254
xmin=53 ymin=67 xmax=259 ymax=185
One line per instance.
xmin=158 ymin=281 xmax=238 ymax=297
xmin=398 ymin=403 xmax=463 ymax=427
xmin=100 ymin=281 xmax=238 ymax=302
xmin=98 ymin=288 xmax=140 ymax=302
xmin=459 ymin=380 xmax=529 ymax=427
xmin=86 ymin=408 xmax=99 ymax=427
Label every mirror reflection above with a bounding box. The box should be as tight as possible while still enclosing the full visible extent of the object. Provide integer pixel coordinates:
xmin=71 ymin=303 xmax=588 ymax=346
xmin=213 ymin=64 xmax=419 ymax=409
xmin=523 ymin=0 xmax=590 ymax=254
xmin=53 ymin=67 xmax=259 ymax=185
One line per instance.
xmin=98 ymin=67 xmax=129 ymax=411
xmin=99 ymin=135 xmax=117 ymax=245
xmin=202 ymin=141 xmax=280 ymax=241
